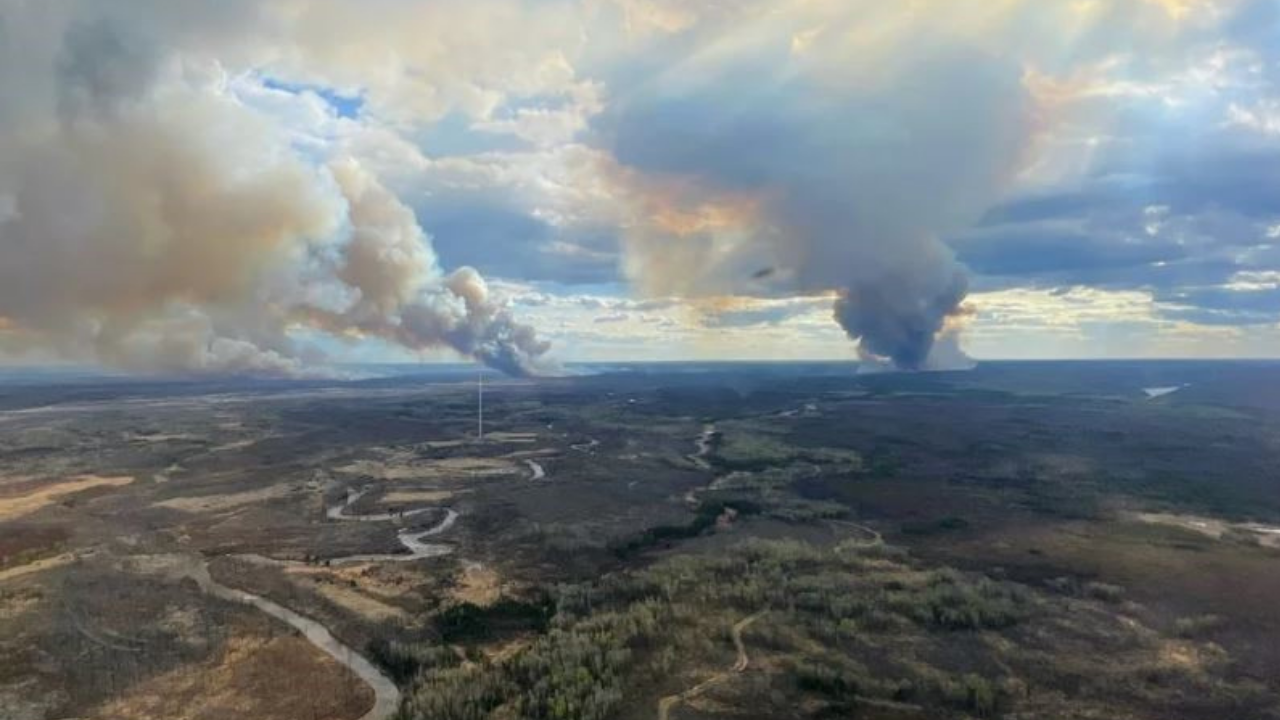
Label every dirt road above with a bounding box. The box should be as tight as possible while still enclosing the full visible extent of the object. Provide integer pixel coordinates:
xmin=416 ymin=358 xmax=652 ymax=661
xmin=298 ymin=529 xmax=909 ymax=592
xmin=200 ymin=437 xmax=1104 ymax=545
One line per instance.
xmin=657 ymin=611 xmax=762 ymax=720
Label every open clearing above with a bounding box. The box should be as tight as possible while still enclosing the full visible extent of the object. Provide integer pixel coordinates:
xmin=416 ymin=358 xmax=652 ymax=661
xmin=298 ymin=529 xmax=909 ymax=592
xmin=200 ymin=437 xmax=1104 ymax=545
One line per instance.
xmin=0 ymin=551 xmax=78 ymax=582
xmin=381 ymin=490 xmax=457 ymax=504
xmin=1134 ymin=510 xmax=1280 ymax=548
xmin=87 ymin=633 xmax=373 ymax=720
xmin=337 ymin=457 xmax=519 ymax=481
xmin=155 ymin=483 xmax=294 ymax=513
xmin=0 ymin=475 xmax=133 ymax=520
xmin=305 ymin=578 xmax=409 ymax=622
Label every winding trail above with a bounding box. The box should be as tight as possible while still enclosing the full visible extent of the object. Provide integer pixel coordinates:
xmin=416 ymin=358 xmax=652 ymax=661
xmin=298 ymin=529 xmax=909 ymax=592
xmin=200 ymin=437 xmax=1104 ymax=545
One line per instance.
xmin=828 ymin=519 xmax=883 ymax=548
xmin=66 ymin=607 xmax=147 ymax=653
xmin=657 ymin=612 xmax=762 ymax=720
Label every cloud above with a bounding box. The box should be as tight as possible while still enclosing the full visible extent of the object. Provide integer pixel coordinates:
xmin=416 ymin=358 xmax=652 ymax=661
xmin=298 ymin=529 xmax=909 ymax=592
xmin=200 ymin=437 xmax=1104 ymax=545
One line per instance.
xmin=1156 ymin=283 xmax=1280 ymax=325
xmin=934 ymin=9 xmax=1280 ymax=329
xmin=344 ymin=138 xmax=627 ymax=287
xmin=952 ymin=223 xmax=1187 ymax=278
xmin=700 ymin=300 xmax=827 ymax=329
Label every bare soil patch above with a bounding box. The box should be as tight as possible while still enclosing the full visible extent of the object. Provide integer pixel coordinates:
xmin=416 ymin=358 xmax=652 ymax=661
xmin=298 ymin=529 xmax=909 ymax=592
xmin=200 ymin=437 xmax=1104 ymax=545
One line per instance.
xmin=87 ymin=633 xmax=373 ymax=720
xmin=287 ymin=572 xmax=410 ymax=622
xmin=0 ymin=475 xmax=133 ymax=520
xmin=452 ymin=563 xmax=502 ymax=606
xmin=338 ymin=457 xmax=519 ymax=481
xmin=0 ymin=551 xmax=77 ymax=583
xmin=155 ymin=484 xmax=293 ymax=513
xmin=381 ymin=490 xmax=457 ymax=504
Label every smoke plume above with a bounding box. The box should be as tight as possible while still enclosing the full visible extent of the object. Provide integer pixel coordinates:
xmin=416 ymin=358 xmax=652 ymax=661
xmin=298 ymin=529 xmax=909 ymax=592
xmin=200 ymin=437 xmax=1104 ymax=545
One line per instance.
xmin=604 ymin=9 xmax=1038 ymax=369
xmin=313 ymin=161 xmax=555 ymax=377
xmin=833 ymin=264 xmax=970 ymax=370
xmin=0 ymin=3 xmax=554 ymax=376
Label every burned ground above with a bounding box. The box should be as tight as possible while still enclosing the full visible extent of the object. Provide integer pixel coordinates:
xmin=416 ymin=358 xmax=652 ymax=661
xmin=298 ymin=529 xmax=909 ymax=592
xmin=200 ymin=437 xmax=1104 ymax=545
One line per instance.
xmin=1 ymin=361 xmax=1278 ymax=719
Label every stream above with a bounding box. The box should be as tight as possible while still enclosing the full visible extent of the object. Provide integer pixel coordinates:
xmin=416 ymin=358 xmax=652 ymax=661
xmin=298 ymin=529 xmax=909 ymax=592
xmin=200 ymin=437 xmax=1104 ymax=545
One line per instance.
xmin=180 ymin=558 xmax=402 ymax=720
xmin=196 ymin=485 xmax=461 ymax=719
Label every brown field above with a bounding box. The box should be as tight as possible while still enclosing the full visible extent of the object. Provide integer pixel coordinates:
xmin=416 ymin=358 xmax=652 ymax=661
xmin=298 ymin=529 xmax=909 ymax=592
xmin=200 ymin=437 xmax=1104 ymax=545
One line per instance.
xmin=450 ymin=563 xmax=502 ymax=606
xmin=289 ymin=572 xmax=411 ymax=622
xmin=0 ymin=475 xmax=133 ymax=520
xmin=0 ymin=525 xmax=68 ymax=570
xmin=87 ymin=633 xmax=373 ymax=720
xmin=381 ymin=490 xmax=458 ymax=504
xmin=337 ymin=456 xmax=520 ymax=481
xmin=0 ymin=551 xmax=77 ymax=583
xmin=155 ymin=483 xmax=294 ymax=513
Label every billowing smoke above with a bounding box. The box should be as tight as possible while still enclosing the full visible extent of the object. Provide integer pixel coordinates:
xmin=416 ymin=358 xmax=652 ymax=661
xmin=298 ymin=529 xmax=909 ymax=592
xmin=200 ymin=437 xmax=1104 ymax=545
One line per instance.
xmin=603 ymin=7 xmax=1038 ymax=369
xmin=0 ymin=2 xmax=554 ymax=376
xmin=833 ymin=264 xmax=969 ymax=370
xmin=312 ymin=162 xmax=555 ymax=377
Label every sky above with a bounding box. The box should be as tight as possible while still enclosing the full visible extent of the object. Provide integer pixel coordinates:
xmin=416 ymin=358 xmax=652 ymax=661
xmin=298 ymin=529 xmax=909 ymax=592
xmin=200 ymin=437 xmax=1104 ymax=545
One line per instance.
xmin=1 ymin=0 xmax=1279 ymax=374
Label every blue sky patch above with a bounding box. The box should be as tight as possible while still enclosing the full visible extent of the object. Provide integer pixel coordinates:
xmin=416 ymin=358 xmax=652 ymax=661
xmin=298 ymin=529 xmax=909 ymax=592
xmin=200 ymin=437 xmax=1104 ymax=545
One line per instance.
xmin=262 ymin=76 xmax=364 ymax=119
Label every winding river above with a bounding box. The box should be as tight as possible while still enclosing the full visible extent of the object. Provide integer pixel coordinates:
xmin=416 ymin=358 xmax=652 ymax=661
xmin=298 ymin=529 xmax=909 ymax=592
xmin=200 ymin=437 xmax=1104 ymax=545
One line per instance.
xmin=197 ymin=485 xmax=462 ymax=719
xmin=524 ymin=459 xmax=546 ymax=480
xmin=687 ymin=423 xmax=717 ymax=470
xmin=181 ymin=558 xmax=402 ymax=720
xmin=320 ymin=486 xmax=459 ymax=564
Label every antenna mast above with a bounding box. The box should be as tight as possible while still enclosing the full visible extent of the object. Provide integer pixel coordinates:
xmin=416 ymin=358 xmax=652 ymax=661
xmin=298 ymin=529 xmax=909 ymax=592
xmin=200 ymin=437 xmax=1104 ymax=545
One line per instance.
xmin=477 ymin=366 xmax=484 ymax=441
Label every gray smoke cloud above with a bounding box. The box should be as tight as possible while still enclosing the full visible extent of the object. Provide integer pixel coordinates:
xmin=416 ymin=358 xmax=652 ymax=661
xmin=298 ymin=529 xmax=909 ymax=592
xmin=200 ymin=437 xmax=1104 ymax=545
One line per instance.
xmin=0 ymin=2 xmax=555 ymax=376
xmin=311 ymin=162 xmax=556 ymax=376
xmin=602 ymin=12 xmax=1037 ymax=369
xmin=833 ymin=264 xmax=970 ymax=370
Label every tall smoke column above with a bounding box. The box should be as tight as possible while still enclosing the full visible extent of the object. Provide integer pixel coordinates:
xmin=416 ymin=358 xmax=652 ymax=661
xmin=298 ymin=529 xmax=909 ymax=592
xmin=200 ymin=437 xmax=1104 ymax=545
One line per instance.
xmin=0 ymin=3 xmax=554 ymax=377
xmin=606 ymin=12 xmax=1038 ymax=370
xmin=833 ymin=261 xmax=969 ymax=369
